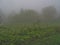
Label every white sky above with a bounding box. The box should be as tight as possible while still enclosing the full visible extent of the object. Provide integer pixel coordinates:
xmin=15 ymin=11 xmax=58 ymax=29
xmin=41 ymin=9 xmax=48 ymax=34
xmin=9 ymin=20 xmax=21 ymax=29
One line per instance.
xmin=0 ymin=0 xmax=60 ymax=14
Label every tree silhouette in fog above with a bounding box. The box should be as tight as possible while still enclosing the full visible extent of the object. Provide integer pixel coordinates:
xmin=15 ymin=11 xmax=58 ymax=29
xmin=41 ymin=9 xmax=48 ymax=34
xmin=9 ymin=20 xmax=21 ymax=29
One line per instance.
xmin=42 ymin=6 xmax=57 ymax=22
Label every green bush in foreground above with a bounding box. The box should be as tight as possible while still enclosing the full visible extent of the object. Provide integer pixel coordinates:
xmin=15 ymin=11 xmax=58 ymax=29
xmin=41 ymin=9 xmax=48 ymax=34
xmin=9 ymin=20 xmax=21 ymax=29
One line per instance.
xmin=0 ymin=24 xmax=60 ymax=45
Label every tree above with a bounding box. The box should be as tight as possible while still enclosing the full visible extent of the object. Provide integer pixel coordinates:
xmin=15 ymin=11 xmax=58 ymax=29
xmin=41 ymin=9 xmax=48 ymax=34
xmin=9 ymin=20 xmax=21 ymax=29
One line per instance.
xmin=42 ymin=6 xmax=57 ymax=26
xmin=42 ymin=6 xmax=57 ymax=21
xmin=0 ymin=9 xmax=3 ymax=24
xmin=8 ymin=9 xmax=40 ymax=23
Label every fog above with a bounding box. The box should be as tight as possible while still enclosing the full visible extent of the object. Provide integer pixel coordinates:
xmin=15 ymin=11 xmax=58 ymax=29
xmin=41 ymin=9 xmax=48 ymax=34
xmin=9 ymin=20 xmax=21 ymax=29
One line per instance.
xmin=0 ymin=0 xmax=60 ymax=24
xmin=0 ymin=0 xmax=60 ymax=45
xmin=0 ymin=0 xmax=60 ymax=15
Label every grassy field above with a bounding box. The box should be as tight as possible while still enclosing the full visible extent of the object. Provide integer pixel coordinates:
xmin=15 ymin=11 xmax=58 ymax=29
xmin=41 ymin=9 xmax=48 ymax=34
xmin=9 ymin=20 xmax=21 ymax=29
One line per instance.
xmin=0 ymin=23 xmax=60 ymax=45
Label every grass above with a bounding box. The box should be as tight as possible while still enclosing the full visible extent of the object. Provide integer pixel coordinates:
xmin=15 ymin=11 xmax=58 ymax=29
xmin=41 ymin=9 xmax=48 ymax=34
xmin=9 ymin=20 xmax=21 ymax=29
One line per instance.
xmin=0 ymin=23 xmax=60 ymax=45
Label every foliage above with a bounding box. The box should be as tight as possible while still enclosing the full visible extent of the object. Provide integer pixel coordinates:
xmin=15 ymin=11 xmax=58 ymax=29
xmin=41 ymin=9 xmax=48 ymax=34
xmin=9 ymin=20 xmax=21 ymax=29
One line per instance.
xmin=0 ymin=23 xmax=60 ymax=45
xmin=42 ymin=6 xmax=57 ymax=21
xmin=8 ymin=9 xmax=40 ymax=23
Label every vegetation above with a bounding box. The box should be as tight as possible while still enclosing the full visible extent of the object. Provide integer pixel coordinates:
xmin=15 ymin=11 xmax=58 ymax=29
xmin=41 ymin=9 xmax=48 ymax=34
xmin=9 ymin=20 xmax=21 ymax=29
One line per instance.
xmin=7 ymin=9 xmax=40 ymax=24
xmin=0 ymin=23 xmax=60 ymax=45
xmin=0 ymin=6 xmax=60 ymax=45
xmin=6 ymin=6 xmax=57 ymax=24
xmin=42 ymin=6 xmax=57 ymax=24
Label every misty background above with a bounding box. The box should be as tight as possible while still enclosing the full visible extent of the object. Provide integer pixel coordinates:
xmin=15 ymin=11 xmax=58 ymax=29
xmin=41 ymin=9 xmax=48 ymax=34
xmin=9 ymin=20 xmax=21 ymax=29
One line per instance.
xmin=0 ymin=0 xmax=60 ymax=24
xmin=0 ymin=0 xmax=60 ymax=14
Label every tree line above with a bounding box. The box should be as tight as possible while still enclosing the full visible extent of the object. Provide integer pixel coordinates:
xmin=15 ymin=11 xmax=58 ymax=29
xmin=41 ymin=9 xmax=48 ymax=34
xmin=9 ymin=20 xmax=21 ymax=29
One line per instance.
xmin=0 ymin=6 xmax=58 ymax=24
